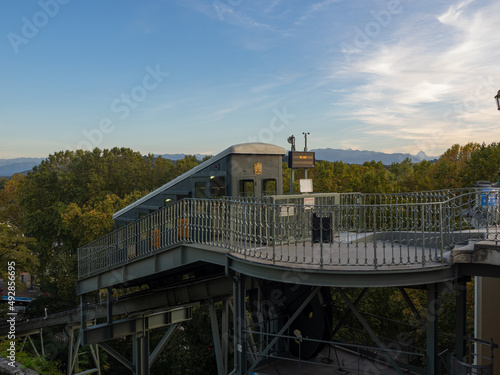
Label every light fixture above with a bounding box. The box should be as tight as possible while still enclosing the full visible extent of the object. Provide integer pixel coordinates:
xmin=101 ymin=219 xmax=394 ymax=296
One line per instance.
xmin=495 ymin=90 xmax=500 ymax=111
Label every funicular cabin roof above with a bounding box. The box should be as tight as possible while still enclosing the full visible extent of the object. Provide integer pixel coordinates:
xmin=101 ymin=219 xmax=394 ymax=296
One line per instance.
xmin=113 ymin=142 xmax=286 ymax=222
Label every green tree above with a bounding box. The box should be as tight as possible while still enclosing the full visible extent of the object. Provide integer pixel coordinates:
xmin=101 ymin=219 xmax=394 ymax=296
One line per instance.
xmin=0 ymin=174 xmax=38 ymax=283
xmin=17 ymin=148 xmax=181 ymax=312
xmin=462 ymin=142 xmax=500 ymax=187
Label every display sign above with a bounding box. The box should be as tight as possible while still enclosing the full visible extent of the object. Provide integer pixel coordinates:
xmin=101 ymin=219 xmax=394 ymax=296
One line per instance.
xmin=288 ymin=151 xmax=315 ymax=169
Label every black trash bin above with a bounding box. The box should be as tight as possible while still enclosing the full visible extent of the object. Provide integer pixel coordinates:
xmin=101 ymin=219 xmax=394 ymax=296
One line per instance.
xmin=312 ymin=212 xmax=333 ymax=243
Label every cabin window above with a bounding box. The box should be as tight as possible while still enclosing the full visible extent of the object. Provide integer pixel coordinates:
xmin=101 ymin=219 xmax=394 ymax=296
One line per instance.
xmin=262 ymin=179 xmax=277 ymax=196
xmin=239 ymin=180 xmax=254 ymax=197
xmin=195 ymin=182 xmax=207 ymax=198
xmin=210 ymin=176 xmax=225 ymax=198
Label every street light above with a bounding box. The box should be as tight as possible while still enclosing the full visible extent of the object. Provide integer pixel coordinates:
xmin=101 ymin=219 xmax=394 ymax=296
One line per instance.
xmin=495 ymin=90 xmax=500 ymax=185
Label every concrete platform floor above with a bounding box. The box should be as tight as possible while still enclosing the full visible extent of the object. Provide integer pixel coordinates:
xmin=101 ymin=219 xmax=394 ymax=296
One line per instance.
xmin=252 ymin=346 xmax=415 ymax=375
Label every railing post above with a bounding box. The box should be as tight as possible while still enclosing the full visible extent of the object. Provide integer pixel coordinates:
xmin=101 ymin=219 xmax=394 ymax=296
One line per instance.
xmin=421 ymin=203 xmax=426 ymax=266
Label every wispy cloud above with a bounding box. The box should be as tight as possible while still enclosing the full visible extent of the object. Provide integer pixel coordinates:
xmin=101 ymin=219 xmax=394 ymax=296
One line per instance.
xmin=331 ymin=0 xmax=500 ymax=154
xmin=295 ymin=0 xmax=341 ymax=25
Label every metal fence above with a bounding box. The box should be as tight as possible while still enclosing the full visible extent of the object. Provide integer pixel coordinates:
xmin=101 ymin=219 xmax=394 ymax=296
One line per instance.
xmin=78 ymin=188 xmax=500 ymax=279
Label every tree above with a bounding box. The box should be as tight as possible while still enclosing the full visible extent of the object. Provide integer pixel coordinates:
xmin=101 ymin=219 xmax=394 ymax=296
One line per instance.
xmin=430 ymin=143 xmax=480 ymax=189
xmin=17 ymin=148 xmax=180 ymax=312
xmin=0 ymin=174 xmax=38 ymax=282
xmin=462 ymin=142 xmax=500 ymax=187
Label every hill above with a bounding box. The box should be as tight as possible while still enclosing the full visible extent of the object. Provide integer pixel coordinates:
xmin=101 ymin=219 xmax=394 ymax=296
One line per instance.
xmin=0 ymin=148 xmax=438 ymax=177
xmin=310 ymin=148 xmax=436 ymax=164
xmin=0 ymin=158 xmax=45 ymax=177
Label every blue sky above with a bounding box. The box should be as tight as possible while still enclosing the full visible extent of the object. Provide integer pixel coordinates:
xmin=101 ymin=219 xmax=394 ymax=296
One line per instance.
xmin=1 ymin=0 xmax=499 ymax=159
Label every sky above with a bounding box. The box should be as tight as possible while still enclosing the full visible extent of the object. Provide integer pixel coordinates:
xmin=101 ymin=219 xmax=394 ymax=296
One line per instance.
xmin=0 ymin=0 xmax=499 ymax=159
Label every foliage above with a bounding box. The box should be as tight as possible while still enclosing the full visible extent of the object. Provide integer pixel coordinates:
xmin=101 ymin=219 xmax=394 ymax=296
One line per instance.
xmin=102 ymin=305 xmax=218 ymax=375
xmin=14 ymin=148 xmax=198 ymax=313
xmin=0 ymin=174 xmax=38 ymax=283
xmin=0 ymin=177 xmax=8 ymax=190
xmin=0 ymin=339 xmax=64 ymax=375
xmin=150 ymin=304 xmax=218 ymax=375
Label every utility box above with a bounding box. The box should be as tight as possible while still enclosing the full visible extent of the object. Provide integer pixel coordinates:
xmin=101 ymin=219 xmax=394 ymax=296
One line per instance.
xmin=312 ymin=212 xmax=333 ymax=243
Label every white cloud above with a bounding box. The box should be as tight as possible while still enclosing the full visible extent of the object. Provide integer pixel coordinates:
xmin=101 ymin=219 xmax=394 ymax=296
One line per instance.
xmin=331 ymin=0 xmax=500 ymax=155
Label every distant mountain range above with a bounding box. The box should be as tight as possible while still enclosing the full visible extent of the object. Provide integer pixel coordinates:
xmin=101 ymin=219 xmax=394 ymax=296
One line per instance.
xmin=0 ymin=149 xmax=437 ymax=177
xmin=0 ymin=158 xmax=45 ymax=177
xmin=311 ymin=148 xmax=437 ymax=164
xmin=161 ymin=148 xmax=437 ymax=165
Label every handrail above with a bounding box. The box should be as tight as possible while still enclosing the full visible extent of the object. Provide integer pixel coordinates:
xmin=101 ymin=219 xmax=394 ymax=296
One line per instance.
xmin=78 ymin=188 xmax=500 ymax=279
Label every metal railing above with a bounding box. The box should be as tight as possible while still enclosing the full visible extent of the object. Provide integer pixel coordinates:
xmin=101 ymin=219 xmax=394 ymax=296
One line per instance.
xmin=78 ymin=188 xmax=500 ymax=279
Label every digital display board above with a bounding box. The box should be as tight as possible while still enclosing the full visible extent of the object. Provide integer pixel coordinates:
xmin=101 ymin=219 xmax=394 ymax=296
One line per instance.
xmin=288 ymin=151 xmax=315 ymax=169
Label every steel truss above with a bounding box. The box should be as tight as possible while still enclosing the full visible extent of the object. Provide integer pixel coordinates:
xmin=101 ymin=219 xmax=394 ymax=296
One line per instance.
xmin=223 ymin=279 xmax=471 ymax=375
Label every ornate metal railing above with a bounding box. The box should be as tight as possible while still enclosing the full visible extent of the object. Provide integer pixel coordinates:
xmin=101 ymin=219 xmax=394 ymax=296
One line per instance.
xmin=78 ymin=188 xmax=500 ymax=279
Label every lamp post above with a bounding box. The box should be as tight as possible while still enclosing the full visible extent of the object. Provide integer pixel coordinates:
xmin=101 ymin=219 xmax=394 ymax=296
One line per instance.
xmin=303 ymin=132 xmax=310 ymax=179
xmin=495 ymin=91 xmax=500 ymax=185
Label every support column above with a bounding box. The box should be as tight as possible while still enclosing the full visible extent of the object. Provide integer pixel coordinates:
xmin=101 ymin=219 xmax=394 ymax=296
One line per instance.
xmin=133 ymin=331 xmax=150 ymax=375
xmin=106 ymin=287 xmax=113 ymax=340
xmin=210 ymin=299 xmax=225 ymax=375
xmin=81 ymin=294 xmax=87 ymax=345
xmin=455 ymin=277 xmax=467 ymax=361
xmin=221 ymin=299 xmax=229 ymax=374
xmin=426 ymin=283 xmax=439 ymax=375
xmin=232 ymin=274 xmax=246 ymax=375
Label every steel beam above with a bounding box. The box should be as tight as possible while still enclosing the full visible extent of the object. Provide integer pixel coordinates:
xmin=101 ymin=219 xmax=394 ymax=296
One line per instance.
xmin=209 ymin=299 xmax=225 ymax=375
xmin=149 ymin=323 xmax=178 ymax=367
xmin=337 ymin=288 xmax=404 ymax=375
xmin=247 ymin=286 xmax=321 ymax=373
xmin=99 ymin=342 xmax=134 ymax=372
xmin=234 ymin=274 xmax=247 ymax=374
xmin=331 ymin=287 xmax=368 ymax=338
xmin=84 ymin=307 xmax=192 ymax=345
xmin=399 ymin=287 xmax=425 ymax=329
xmin=426 ymin=283 xmax=439 ymax=375
xmin=455 ymin=277 xmax=467 ymax=361
xmin=221 ymin=299 xmax=230 ymax=374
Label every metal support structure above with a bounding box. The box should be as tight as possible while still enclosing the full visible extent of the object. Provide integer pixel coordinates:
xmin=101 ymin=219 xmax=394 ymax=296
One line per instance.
xmin=210 ymin=299 xmax=226 ymax=375
xmin=231 ymin=274 xmax=247 ymax=375
xmin=426 ymin=283 xmax=439 ymax=375
xmin=106 ymin=287 xmax=113 ymax=340
xmin=149 ymin=323 xmax=179 ymax=367
xmin=221 ymin=299 xmax=230 ymax=373
xmin=399 ymin=287 xmax=425 ymax=329
xmin=67 ymin=327 xmax=101 ymax=375
xmin=247 ymin=286 xmax=322 ymax=373
xmin=81 ymin=294 xmax=87 ymax=345
xmin=331 ymin=288 xmax=368 ymax=338
xmin=337 ymin=288 xmax=404 ymax=375
xmin=99 ymin=342 xmax=135 ymax=372
xmin=19 ymin=329 xmax=44 ymax=358
xmin=455 ymin=277 xmax=467 ymax=362
xmin=132 ymin=331 xmax=150 ymax=375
